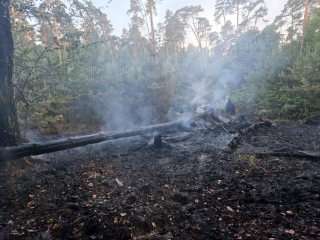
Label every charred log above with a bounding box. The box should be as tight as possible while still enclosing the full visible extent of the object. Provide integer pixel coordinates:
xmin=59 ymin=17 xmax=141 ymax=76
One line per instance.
xmin=0 ymin=120 xmax=190 ymax=161
xmin=303 ymin=115 xmax=320 ymax=125
xmin=255 ymin=151 xmax=320 ymax=160
xmin=228 ymin=117 xmax=272 ymax=150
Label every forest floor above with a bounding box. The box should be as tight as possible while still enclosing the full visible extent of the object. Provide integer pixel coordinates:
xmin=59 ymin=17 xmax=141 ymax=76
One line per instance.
xmin=0 ymin=116 xmax=320 ymax=240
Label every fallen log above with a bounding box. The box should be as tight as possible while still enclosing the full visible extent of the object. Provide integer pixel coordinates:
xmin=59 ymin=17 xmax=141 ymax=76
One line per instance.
xmin=255 ymin=151 xmax=320 ymax=160
xmin=227 ymin=118 xmax=273 ymax=150
xmin=303 ymin=114 xmax=320 ymax=125
xmin=0 ymin=119 xmax=191 ymax=161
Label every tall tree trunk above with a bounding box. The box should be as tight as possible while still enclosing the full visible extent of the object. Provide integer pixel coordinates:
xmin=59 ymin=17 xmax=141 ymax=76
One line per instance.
xmin=148 ymin=0 xmax=155 ymax=53
xmin=236 ymin=0 xmax=239 ymax=41
xmin=290 ymin=9 xmax=293 ymax=46
xmin=54 ymin=17 xmax=62 ymax=62
xmin=26 ymin=27 xmax=30 ymax=42
xmin=223 ymin=13 xmax=228 ymax=59
xmin=174 ymin=38 xmax=177 ymax=66
xmin=101 ymin=27 xmax=113 ymax=56
xmin=60 ymin=19 xmax=67 ymax=54
xmin=148 ymin=0 xmax=156 ymax=75
xmin=24 ymin=13 xmax=30 ymax=42
xmin=141 ymin=10 xmax=152 ymax=46
xmin=0 ymin=0 xmax=21 ymax=147
xmin=190 ymin=17 xmax=204 ymax=57
xmin=42 ymin=22 xmax=47 ymax=49
xmin=300 ymin=0 xmax=309 ymax=53
xmin=137 ymin=28 xmax=146 ymax=54
xmin=84 ymin=16 xmax=87 ymax=41
xmin=205 ymin=29 xmax=208 ymax=67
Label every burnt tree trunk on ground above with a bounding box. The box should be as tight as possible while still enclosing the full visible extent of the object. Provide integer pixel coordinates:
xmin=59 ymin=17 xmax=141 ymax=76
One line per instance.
xmin=0 ymin=120 xmax=190 ymax=161
xmin=255 ymin=151 xmax=320 ymax=160
xmin=0 ymin=0 xmax=21 ymax=147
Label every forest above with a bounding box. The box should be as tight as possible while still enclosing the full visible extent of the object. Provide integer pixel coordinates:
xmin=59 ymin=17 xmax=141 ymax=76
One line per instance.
xmin=2 ymin=0 xmax=320 ymax=138
xmin=0 ymin=0 xmax=320 ymax=239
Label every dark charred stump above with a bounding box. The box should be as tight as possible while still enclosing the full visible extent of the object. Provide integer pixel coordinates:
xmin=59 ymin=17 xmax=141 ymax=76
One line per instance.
xmin=154 ymin=133 xmax=163 ymax=149
xmin=225 ymin=98 xmax=236 ymax=116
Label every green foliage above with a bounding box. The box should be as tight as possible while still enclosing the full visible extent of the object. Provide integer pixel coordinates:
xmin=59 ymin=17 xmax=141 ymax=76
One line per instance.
xmin=304 ymin=10 xmax=320 ymax=50
xmin=234 ymin=154 xmax=257 ymax=167
xmin=9 ymin=0 xmax=320 ymax=137
xmin=228 ymin=25 xmax=283 ymax=113
xmin=276 ymin=43 xmax=320 ymax=119
xmin=231 ymin=23 xmax=320 ymax=120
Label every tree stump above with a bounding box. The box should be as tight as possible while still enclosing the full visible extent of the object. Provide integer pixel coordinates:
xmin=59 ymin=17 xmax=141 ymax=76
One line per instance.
xmin=154 ymin=132 xmax=163 ymax=149
xmin=225 ymin=98 xmax=236 ymax=116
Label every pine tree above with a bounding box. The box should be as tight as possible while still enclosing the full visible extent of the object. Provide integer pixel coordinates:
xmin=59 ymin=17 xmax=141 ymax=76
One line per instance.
xmin=176 ymin=5 xmax=204 ymax=56
xmin=239 ymin=0 xmax=268 ymax=32
xmin=164 ymin=9 xmax=186 ymax=65
xmin=214 ymin=0 xmax=234 ymax=58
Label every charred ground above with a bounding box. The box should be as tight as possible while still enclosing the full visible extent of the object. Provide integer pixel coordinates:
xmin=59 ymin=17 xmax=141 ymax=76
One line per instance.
xmin=0 ymin=116 xmax=320 ymax=239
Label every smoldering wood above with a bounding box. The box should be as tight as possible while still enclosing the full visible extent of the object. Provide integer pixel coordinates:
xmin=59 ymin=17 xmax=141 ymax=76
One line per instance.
xmin=0 ymin=109 xmax=264 ymax=161
xmin=0 ymin=119 xmax=190 ymax=161
xmin=199 ymin=109 xmax=223 ymax=123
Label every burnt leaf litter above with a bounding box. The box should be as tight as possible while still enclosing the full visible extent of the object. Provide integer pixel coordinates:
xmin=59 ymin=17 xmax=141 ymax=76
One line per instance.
xmin=0 ymin=115 xmax=320 ymax=239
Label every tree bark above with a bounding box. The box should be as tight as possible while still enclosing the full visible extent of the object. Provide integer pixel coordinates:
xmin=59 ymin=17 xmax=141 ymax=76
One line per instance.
xmin=24 ymin=13 xmax=30 ymax=42
xmin=0 ymin=0 xmax=21 ymax=147
xmin=148 ymin=0 xmax=156 ymax=75
xmin=236 ymin=1 xmax=239 ymax=41
xmin=148 ymin=0 xmax=155 ymax=52
xmin=300 ymin=0 xmax=309 ymax=53
xmin=42 ymin=22 xmax=47 ymax=49
xmin=54 ymin=16 xmax=62 ymax=61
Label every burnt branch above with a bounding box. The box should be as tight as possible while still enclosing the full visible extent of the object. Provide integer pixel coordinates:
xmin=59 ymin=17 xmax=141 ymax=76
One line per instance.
xmin=255 ymin=151 xmax=320 ymax=160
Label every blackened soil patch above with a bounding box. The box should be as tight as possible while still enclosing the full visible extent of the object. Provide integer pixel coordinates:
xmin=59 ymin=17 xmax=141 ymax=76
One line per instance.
xmin=0 ymin=121 xmax=320 ymax=239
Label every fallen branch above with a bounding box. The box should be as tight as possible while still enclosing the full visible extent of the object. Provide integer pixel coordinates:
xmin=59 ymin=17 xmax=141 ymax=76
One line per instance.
xmin=303 ymin=114 xmax=320 ymax=125
xmin=255 ymin=151 xmax=320 ymax=160
xmin=0 ymin=120 xmax=190 ymax=161
xmin=228 ymin=117 xmax=272 ymax=149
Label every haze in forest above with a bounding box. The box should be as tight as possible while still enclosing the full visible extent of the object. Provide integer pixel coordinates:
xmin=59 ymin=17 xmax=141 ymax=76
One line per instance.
xmin=2 ymin=0 xmax=319 ymax=140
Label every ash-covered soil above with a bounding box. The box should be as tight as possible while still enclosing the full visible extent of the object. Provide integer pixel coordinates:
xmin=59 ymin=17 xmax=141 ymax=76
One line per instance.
xmin=0 ymin=118 xmax=320 ymax=240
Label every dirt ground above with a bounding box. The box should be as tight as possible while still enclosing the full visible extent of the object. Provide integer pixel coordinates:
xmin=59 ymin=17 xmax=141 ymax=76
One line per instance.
xmin=0 ymin=116 xmax=320 ymax=240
